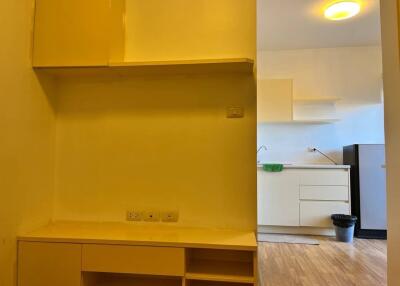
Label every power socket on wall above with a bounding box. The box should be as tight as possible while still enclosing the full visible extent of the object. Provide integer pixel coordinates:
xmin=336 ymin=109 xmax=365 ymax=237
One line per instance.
xmin=126 ymin=210 xmax=179 ymax=223
xmin=226 ymin=106 xmax=244 ymax=118
xmin=126 ymin=210 xmax=142 ymax=221
xmin=308 ymin=147 xmax=317 ymax=152
xmin=161 ymin=211 xmax=179 ymax=223
xmin=143 ymin=211 xmax=160 ymax=222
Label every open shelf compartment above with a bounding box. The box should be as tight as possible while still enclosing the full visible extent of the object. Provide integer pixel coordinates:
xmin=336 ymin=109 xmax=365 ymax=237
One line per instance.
xmin=185 ymin=248 xmax=255 ymax=284
xmin=186 ymin=281 xmax=251 ymax=286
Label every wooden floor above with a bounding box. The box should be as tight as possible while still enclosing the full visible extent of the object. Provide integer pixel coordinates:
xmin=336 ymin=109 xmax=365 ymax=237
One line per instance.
xmin=258 ymin=237 xmax=387 ymax=286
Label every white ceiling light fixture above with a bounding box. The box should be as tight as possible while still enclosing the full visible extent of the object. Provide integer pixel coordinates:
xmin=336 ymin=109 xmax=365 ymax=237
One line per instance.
xmin=324 ymin=1 xmax=361 ymax=21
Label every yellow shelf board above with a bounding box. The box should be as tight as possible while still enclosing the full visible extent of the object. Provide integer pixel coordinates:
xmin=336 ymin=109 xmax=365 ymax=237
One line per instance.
xmin=186 ymin=259 xmax=254 ymax=284
xmin=292 ymin=119 xmax=340 ymax=124
xmin=33 ymin=58 xmax=254 ymax=76
xmin=109 ymin=58 xmax=254 ymax=67
xmin=17 ymin=221 xmax=257 ymax=251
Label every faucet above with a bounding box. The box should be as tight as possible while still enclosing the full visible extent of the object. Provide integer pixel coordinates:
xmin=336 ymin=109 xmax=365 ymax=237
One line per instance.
xmin=257 ymin=145 xmax=267 ymax=154
xmin=257 ymin=145 xmax=267 ymax=163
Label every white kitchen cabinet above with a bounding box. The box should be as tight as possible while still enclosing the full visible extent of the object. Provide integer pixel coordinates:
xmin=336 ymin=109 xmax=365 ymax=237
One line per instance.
xmin=257 ymin=79 xmax=341 ymax=124
xmin=300 ymin=186 xmax=349 ymax=201
xmin=300 ymin=201 xmax=350 ymax=227
xmin=298 ymin=169 xmax=349 ymax=185
xmin=257 ymin=166 xmax=351 ymax=230
xmin=257 ymin=170 xmax=299 ymax=226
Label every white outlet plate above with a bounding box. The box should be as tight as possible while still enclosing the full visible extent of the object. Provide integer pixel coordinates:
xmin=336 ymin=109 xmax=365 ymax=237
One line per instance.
xmin=126 ymin=210 xmax=142 ymax=221
xmin=161 ymin=211 xmax=179 ymax=223
xmin=143 ymin=211 xmax=160 ymax=222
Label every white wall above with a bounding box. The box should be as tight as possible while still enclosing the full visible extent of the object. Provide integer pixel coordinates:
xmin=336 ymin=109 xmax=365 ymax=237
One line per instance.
xmin=257 ymin=46 xmax=385 ymax=164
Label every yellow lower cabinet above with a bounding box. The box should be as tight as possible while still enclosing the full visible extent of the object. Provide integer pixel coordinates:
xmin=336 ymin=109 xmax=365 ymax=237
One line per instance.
xmin=18 ymin=242 xmax=82 ymax=286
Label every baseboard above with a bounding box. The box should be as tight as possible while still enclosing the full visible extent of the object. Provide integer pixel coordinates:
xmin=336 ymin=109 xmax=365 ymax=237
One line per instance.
xmin=356 ymin=229 xmax=387 ymax=239
xmin=258 ymin=225 xmax=335 ymax=237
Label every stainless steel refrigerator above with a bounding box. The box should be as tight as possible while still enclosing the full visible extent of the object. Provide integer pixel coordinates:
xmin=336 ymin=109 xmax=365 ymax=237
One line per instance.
xmin=343 ymin=144 xmax=387 ymax=239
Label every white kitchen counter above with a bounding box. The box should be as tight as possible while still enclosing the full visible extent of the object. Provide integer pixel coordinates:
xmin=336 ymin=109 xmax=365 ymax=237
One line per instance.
xmin=257 ymin=163 xmax=350 ymax=169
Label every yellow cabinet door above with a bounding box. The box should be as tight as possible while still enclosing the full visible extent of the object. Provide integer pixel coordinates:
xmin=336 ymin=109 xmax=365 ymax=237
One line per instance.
xmin=33 ymin=0 xmax=110 ymax=67
xmin=257 ymin=79 xmax=293 ymax=122
xmin=18 ymin=242 xmax=81 ymax=286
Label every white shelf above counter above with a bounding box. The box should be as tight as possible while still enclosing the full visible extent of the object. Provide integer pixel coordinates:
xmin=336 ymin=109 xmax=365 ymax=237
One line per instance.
xmin=293 ymin=96 xmax=341 ymax=103
xmin=265 ymin=119 xmax=340 ymax=124
xmin=257 ymin=163 xmax=350 ymax=169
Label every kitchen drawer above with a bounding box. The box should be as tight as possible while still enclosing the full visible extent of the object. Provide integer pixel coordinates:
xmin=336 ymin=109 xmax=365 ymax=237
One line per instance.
xmin=82 ymin=244 xmax=185 ymax=276
xmin=300 ymin=201 xmax=350 ymax=227
xmin=299 ymin=169 xmax=349 ymax=186
xmin=300 ymin=186 xmax=349 ymax=201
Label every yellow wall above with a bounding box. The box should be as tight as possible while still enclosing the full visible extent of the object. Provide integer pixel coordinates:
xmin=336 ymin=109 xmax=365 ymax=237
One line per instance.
xmin=52 ymin=0 xmax=257 ymax=230
xmin=381 ymin=1 xmax=400 ymax=285
xmin=54 ymin=73 xmax=257 ymax=230
xmin=0 ymin=0 xmax=56 ymax=285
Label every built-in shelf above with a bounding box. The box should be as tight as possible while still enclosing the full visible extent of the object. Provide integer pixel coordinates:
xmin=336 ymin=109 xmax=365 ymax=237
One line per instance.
xmin=186 ymin=260 xmax=254 ymax=284
xmin=34 ymin=58 xmax=254 ymax=77
xmin=293 ymin=96 xmax=341 ymax=123
xmin=20 ymin=222 xmax=258 ymax=286
xmin=292 ymin=119 xmax=340 ymax=124
xmin=264 ymin=119 xmax=340 ymax=124
xmin=293 ymin=96 xmax=341 ymax=103
xmin=186 ymin=281 xmax=250 ymax=286
xmin=185 ymin=248 xmax=255 ymax=284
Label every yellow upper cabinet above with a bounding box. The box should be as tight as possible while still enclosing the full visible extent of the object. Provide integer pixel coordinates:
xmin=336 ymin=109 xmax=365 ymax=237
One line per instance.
xmin=33 ymin=0 xmax=110 ymax=67
xmin=32 ymin=0 xmax=256 ymax=67
xmin=120 ymin=0 xmax=256 ymax=63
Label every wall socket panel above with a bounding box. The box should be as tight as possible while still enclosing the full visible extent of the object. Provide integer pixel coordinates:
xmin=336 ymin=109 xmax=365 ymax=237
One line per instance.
xmin=143 ymin=211 xmax=160 ymax=222
xmin=126 ymin=210 xmax=179 ymax=223
xmin=126 ymin=210 xmax=142 ymax=221
xmin=161 ymin=211 xmax=179 ymax=222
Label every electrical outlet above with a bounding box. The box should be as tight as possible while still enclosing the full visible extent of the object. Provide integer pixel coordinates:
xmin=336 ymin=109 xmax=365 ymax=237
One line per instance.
xmin=226 ymin=106 xmax=244 ymax=118
xmin=143 ymin=211 xmax=160 ymax=222
xmin=161 ymin=211 xmax=179 ymax=223
xmin=126 ymin=210 xmax=142 ymax=221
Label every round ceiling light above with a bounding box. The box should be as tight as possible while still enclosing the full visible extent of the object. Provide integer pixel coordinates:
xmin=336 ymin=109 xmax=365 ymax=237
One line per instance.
xmin=324 ymin=1 xmax=361 ymax=21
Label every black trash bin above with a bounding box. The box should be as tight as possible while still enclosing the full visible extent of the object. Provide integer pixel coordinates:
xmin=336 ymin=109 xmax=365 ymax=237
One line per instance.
xmin=331 ymin=214 xmax=357 ymax=243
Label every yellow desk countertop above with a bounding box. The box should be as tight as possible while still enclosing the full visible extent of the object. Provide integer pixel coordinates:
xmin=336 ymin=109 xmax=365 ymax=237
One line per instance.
xmin=18 ymin=221 xmax=257 ymax=251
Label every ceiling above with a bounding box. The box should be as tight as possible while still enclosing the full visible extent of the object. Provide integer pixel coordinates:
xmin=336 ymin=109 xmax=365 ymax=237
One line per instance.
xmin=258 ymin=0 xmax=381 ymax=51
